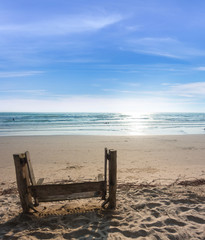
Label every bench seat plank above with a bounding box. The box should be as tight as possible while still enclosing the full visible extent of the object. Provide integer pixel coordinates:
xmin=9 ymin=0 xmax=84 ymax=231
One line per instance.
xmin=37 ymin=191 xmax=102 ymax=202
xmin=29 ymin=181 xmax=106 ymax=202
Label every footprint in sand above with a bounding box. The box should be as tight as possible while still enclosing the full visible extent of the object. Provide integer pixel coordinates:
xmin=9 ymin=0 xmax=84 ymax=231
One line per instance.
xmin=28 ymin=232 xmax=56 ymax=239
xmin=164 ymin=218 xmax=186 ymax=226
xmin=186 ymin=215 xmax=205 ymax=224
xmin=63 ymin=229 xmax=101 ymax=239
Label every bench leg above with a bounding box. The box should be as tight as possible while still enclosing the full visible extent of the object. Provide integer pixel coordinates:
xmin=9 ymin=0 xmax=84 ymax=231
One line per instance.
xmin=108 ymin=150 xmax=117 ymax=209
xmin=13 ymin=154 xmax=33 ymax=213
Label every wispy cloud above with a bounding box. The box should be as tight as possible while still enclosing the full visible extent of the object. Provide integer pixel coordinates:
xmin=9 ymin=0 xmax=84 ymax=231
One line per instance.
xmin=125 ymin=25 xmax=141 ymax=32
xmin=103 ymin=88 xmax=138 ymax=93
xmin=92 ymin=63 xmax=191 ymax=74
xmin=0 ymin=71 xmax=44 ymax=78
xmin=0 ymin=89 xmax=47 ymax=95
xmin=134 ymin=37 xmax=177 ymax=44
xmin=136 ymin=50 xmax=181 ymax=59
xmin=56 ymin=58 xmax=98 ymax=63
xmin=126 ymin=37 xmax=205 ymax=59
xmin=141 ymin=82 xmax=205 ymax=99
xmin=121 ymin=82 xmax=140 ymax=87
xmin=195 ymin=67 xmax=205 ymax=71
xmin=102 ymin=81 xmax=205 ymax=99
xmin=0 ymin=14 xmax=122 ymax=36
xmin=149 ymin=82 xmax=205 ymax=98
xmin=126 ymin=37 xmax=182 ymax=59
xmin=169 ymin=82 xmax=205 ymax=97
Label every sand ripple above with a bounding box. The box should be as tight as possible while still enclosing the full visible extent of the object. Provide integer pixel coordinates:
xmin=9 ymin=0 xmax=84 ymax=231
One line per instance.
xmin=0 ymin=183 xmax=205 ymax=239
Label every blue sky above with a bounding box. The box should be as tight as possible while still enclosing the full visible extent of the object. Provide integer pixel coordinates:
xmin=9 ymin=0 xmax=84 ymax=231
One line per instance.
xmin=1 ymin=0 xmax=205 ymax=112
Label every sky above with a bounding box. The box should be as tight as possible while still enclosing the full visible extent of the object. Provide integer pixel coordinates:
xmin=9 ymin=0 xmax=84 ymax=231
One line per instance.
xmin=1 ymin=0 xmax=205 ymax=112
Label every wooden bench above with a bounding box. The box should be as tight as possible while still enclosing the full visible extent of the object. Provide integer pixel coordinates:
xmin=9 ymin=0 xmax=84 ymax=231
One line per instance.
xmin=13 ymin=148 xmax=117 ymax=213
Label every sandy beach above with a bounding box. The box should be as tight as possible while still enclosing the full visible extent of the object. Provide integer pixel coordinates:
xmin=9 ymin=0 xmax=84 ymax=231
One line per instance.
xmin=0 ymin=135 xmax=205 ymax=239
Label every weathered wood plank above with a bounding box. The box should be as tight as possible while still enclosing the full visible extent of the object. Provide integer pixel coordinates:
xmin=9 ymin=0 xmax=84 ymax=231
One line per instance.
xmin=108 ymin=150 xmax=117 ymax=209
xmin=25 ymin=151 xmax=36 ymax=185
xmin=29 ymin=181 xmax=106 ymax=200
xmin=25 ymin=151 xmax=40 ymax=206
xmin=37 ymin=191 xmax=102 ymax=202
xmin=102 ymin=148 xmax=108 ymax=200
xmin=13 ymin=154 xmax=33 ymax=213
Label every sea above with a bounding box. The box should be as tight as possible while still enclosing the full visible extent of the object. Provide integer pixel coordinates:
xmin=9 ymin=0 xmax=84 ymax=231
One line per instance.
xmin=0 ymin=112 xmax=205 ymax=136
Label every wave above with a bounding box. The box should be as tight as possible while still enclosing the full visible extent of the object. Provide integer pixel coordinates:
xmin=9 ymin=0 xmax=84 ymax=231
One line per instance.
xmin=0 ymin=112 xmax=205 ymax=136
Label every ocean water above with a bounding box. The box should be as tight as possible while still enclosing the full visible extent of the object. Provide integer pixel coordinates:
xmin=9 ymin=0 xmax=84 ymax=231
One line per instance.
xmin=0 ymin=112 xmax=205 ymax=136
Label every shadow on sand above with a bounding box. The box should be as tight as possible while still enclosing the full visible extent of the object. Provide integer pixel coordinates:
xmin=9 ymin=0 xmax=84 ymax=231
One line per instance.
xmin=0 ymin=205 xmax=117 ymax=239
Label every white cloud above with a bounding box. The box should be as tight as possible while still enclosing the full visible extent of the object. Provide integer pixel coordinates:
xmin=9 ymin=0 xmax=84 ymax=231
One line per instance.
xmin=169 ymin=82 xmax=205 ymax=96
xmin=126 ymin=25 xmax=141 ymax=32
xmin=162 ymin=83 xmax=171 ymax=86
xmin=0 ymin=89 xmax=47 ymax=95
xmin=136 ymin=50 xmax=181 ymax=59
xmin=56 ymin=58 xmax=97 ymax=63
xmin=136 ymin=82 xmax=205 ymax=99
xmin=121 ymin=82 xmax=140 ymax=87
xmin=103 ymin=88 xmax=138 ymax=93
xmin=134 ymin=37 xmax=177 ymax=44
xmin=102 ymin=81 xmax=205 ymax=100
xmin=128 ymin=37 xmax=182 ymax=59
xmin=103 ymin=82 xmax=140 ymax=93
xmin=127 ymin=37 xmax=205 ymax=59
xmin=96 ymin=63 xmax=190 ymax=73
xmin=0 ymin=14 xmax=122 ymax=36
xmin=195 ymin=67 xmax=205 ymax=71
xmin=0 ymin=71 xmax=43 ymax=78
